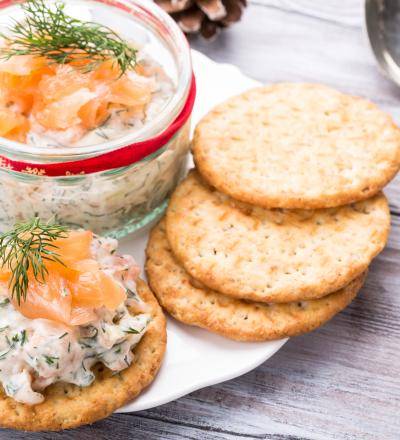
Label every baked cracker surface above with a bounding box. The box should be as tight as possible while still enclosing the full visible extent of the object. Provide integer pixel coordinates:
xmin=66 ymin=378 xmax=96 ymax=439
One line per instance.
xmin=193 ymin=83 xmax=400 ymax=209
xmin=146 ymin=220 xmax=366 ymax=341
xmin=166 ymin=171 xmax=389 ymax=303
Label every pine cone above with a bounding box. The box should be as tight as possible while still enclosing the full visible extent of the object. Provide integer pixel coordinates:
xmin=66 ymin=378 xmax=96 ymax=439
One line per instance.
xmin=155 ymin=0 xmax=246 ymax=39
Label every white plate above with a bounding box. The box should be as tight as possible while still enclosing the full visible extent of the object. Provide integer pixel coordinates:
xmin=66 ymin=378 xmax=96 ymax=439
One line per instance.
xmin=117 ymin=50 xmax=287 ymax=413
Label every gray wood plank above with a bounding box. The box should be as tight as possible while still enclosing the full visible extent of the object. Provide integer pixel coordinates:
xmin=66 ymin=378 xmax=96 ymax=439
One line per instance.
xmin=250 ymin=0 xmax=363 ymax=26
xmin=1 ymin=1 xmax=400 ymax=439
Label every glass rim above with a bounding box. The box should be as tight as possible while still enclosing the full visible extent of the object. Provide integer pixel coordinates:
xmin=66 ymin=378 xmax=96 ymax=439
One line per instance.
xmin=0 ymin=122 xmax=189 ymax=179
xmin=0 ymin=0 xmax=192 ymax=162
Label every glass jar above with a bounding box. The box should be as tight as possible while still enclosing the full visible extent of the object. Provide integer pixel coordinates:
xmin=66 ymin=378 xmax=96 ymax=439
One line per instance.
xmin=0 ymin=0 xmax=193 ymax=238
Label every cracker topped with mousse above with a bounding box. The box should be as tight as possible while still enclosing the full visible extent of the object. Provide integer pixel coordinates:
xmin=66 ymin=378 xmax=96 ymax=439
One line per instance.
xmin=0 ymin=218 xmax=166 ymax=431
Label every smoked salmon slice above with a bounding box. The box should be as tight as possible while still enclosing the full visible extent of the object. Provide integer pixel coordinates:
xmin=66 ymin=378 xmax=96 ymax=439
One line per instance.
xmin=0 ymin=230 xmax=127 ymax=326
xmin=0 ymin=53 xmax=153 ymax=144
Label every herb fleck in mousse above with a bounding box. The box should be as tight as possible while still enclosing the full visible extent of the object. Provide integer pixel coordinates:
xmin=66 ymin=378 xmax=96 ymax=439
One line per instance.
xmin=0 ymin=0 xmax=173 ymax=147
xmin=0 ymin=218 xmax=150 ymax=405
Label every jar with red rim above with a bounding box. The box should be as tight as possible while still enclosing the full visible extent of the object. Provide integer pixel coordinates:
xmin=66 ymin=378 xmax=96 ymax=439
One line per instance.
xmin=0 ymin=0 xmax=194 ymax=237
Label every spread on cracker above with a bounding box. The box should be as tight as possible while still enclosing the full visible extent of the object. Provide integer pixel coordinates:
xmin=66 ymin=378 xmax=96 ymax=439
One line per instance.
xmin=0 ymin=218 xmax=151 ymax=405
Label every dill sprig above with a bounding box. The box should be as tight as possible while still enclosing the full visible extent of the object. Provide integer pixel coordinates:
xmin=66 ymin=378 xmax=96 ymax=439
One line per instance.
xmin=0 ymin=0 xmax=137 ymax=74
xmin=0 ymin=217 xmax=68 ymax=305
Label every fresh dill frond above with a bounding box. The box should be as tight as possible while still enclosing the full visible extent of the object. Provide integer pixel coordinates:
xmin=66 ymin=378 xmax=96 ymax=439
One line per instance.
xmin=0 ymin=217 xmax=68 ymax=305
xmin=0 ymin=0 xmax=137 ymax=74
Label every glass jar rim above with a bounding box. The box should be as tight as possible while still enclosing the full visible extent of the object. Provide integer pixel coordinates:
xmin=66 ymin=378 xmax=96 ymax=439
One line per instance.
xmin=0 ymin=0 xmax=192 ymax=162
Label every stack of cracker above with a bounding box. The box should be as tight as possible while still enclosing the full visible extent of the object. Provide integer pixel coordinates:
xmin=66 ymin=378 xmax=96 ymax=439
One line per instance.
xmin=146 ymin=83 xmax=400 ymax=341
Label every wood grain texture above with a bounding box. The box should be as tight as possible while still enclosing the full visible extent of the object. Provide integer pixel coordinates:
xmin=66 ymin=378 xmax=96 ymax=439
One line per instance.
xmin=1 ymin=0 xmax=400 ymax=438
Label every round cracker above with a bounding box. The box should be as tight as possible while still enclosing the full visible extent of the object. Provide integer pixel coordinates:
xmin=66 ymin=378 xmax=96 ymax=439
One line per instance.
xmin=146 ymin=220 xmax=366 ymax=341
xmin=166 ymin=171 xmax=389 ymax=303
xmin=0 ymin=279 xmax=166 ymax=431
xmin=193 ymin=83 xmax=400 ymax=209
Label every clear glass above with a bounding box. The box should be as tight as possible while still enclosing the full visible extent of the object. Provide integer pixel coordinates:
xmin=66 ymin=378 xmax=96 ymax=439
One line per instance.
xmin=0 ymin=0 xmax=192 ymax=237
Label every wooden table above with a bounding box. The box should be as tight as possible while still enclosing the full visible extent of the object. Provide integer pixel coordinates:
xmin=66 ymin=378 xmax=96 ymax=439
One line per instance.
xmin=3 ymin=1 xmax=400 ymax=438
